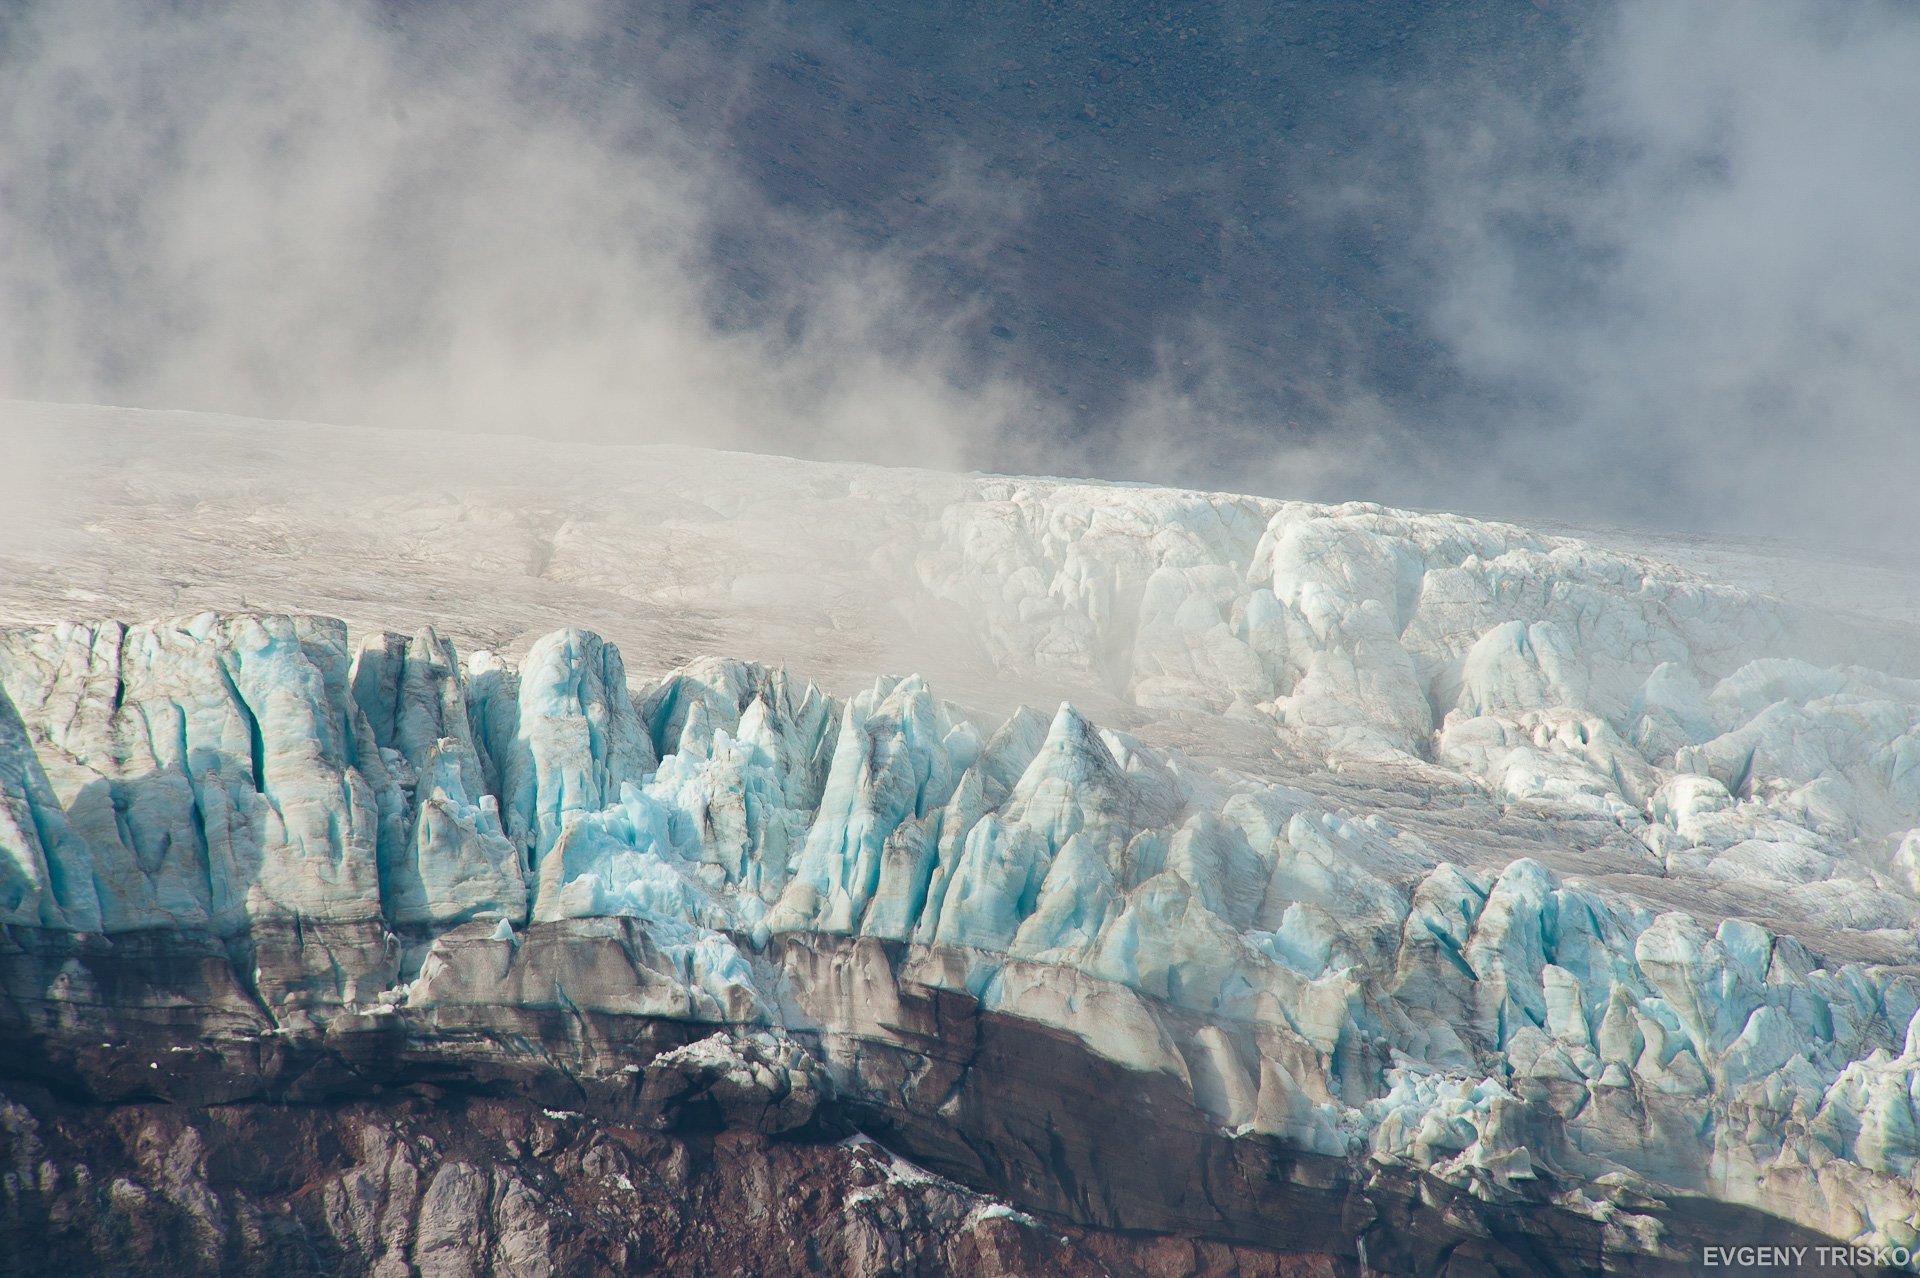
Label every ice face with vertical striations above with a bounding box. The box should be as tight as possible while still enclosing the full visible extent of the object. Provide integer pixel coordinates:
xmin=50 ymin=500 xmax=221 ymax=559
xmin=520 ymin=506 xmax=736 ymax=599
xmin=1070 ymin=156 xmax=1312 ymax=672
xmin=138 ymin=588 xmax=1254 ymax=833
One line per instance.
xmin=0 ymin=615 xmax=392 ymax=933
xmin=350 ymin=627 xmax=526 ymax=927
xmin=4 ymin=468 xmax=1920 ymax=1260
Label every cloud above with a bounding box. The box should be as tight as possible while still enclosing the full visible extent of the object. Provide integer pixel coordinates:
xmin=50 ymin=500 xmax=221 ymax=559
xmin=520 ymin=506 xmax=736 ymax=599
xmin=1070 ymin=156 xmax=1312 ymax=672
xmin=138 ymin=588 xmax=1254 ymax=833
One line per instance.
xmin=1404 ymin=0 xmax=1920 ymax=549
xmin=2 ymin=0 xmax=1914 ymax=556
xmin=0 ymin=0 xmax=1048 ymax=471
xmin=1081 ymin=1 xmax=1920 ymax=555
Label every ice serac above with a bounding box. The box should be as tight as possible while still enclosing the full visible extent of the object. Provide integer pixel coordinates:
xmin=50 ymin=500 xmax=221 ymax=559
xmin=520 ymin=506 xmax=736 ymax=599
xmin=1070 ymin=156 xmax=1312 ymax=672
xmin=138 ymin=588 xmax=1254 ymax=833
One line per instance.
xmin=0 ymin=683 xmax=87 ymax=929
xmin=351 ymin=628 xmax=526 ymax=926
xmin=479 ymin=628 xmax=656 ymax=878
xmin=766 ymin=673 xmax=978 ymax=938
xmin=0 ymin=614 xmax=393 ymax=934
xmin=7 ymin=467 xmax=1920 ymax=1273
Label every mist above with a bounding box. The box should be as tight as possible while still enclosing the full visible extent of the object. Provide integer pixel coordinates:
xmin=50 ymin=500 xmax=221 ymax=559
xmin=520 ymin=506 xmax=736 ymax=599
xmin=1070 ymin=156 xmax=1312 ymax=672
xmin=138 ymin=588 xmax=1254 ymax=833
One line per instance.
xmin=0 ymin=0 xmax=1053 ymax=473
xmin=1406 ymin=0 xmax=1920 ymax=551
xmin=1 ymin=0 xmax=1915 ymax=554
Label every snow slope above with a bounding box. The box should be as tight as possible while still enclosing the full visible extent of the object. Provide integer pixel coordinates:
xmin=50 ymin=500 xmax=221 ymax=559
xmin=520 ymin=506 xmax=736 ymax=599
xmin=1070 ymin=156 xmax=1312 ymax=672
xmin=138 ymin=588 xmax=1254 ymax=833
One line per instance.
xmin=3 ymin=401 xmax=1920 ymax=1255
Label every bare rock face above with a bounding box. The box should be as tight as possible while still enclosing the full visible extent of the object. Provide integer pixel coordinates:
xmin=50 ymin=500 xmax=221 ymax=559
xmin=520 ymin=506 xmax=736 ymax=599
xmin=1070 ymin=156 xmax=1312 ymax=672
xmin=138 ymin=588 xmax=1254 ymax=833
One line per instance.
xmin=0 ymin=920 xmax=1898 ymax=1277
xmin=0 ymin=1081 xmax=1359 ymax=1278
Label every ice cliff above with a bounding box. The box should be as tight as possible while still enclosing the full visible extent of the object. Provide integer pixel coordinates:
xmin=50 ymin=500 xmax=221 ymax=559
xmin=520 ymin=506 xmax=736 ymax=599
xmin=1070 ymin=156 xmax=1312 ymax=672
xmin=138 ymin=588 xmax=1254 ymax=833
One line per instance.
xmin=4 ymin=490 xmax=1920 ymax=1266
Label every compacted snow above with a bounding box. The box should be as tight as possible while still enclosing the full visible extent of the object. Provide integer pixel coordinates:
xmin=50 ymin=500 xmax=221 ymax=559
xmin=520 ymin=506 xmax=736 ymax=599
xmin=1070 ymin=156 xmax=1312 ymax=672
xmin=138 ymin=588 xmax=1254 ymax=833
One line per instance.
xmin=3 ymin=400 xmax=1920 ymax=1254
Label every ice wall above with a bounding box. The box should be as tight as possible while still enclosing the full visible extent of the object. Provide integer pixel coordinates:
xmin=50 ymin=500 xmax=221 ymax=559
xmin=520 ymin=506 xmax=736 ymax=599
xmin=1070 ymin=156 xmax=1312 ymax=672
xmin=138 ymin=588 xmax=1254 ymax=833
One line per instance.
xmin=4 ymin=493 xmax=1919 ymax=1255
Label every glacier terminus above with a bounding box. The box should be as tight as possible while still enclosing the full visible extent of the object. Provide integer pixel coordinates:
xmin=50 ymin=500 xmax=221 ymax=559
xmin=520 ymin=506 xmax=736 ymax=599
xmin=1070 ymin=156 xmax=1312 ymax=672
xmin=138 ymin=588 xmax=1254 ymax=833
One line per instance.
xmin=1 ymin=404 xmax=1918 ymax=1275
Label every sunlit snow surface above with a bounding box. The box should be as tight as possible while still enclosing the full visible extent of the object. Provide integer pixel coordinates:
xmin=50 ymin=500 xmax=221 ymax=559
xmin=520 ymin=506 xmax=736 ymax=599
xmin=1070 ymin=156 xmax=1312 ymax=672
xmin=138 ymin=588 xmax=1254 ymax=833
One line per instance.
xmin=4 ymin=401 xmax=1920 ymax=1252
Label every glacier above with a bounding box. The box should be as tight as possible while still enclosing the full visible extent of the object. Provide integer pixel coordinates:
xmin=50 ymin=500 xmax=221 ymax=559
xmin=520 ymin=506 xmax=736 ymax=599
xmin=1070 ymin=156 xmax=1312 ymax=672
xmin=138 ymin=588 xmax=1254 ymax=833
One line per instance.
xmin=2 ymin=407 xmax=1920 ymax=1267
